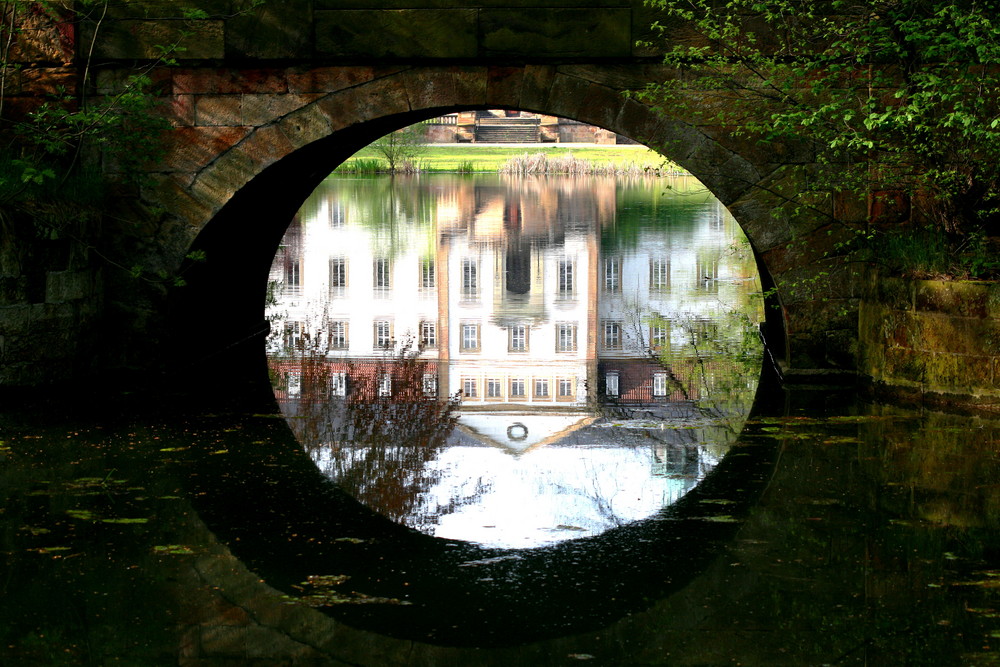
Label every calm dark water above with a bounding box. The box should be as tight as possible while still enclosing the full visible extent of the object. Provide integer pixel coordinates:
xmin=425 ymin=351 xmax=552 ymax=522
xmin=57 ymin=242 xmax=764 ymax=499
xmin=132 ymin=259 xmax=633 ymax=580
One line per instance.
xmin=2 ymin=175 xmax=1000 ymax=666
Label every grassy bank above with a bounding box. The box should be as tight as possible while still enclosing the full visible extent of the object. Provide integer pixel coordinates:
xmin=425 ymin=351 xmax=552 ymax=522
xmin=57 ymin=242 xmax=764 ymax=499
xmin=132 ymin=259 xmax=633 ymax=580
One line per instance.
xmin=335 ymin=143 xmax=681 ymax=174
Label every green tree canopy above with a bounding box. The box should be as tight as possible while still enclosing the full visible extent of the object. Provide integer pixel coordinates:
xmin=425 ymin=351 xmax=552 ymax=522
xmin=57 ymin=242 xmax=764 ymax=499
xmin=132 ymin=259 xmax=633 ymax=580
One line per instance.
xmin=637 ymin=0 xmax=1000 ymax=276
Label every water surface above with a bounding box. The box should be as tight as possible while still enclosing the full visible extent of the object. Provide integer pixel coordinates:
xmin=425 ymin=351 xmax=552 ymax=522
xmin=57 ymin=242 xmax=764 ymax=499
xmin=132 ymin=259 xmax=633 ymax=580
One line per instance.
xmin=1 ymin=174 xmax=999 ymax=665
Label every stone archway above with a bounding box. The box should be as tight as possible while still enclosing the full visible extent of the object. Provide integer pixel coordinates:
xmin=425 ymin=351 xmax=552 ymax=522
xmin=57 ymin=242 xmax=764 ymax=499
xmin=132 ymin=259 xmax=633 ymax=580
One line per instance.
xmin=137 ymin=64 xmax=849 ymax=391
xmin=143 ymin=65 xmax=840 ymax=388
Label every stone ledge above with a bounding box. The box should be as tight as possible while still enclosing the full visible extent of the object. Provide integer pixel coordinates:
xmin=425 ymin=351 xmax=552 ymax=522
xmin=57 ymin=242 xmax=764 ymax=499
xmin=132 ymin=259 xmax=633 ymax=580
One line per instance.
xmin=860 ymin=271 xmax=1000 ymax=407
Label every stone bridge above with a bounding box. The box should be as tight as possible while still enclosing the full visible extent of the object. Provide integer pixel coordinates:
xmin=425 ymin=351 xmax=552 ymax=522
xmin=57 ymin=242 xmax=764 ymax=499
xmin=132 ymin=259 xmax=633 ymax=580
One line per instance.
xmin=3 ymin=1 xmax=865 ymax=393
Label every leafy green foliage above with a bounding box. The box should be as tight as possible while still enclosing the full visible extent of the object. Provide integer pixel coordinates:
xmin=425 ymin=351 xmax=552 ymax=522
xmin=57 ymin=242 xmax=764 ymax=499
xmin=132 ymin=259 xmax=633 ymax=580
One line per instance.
xmin=0 ymin=1 xmax=212 ymax=287
xmin=637 ymin=0 xmax=1000 ymax=277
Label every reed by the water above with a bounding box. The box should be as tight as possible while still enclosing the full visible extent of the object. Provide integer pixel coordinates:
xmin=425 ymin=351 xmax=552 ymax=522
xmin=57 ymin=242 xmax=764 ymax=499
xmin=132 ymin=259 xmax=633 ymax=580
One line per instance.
xmin=497 ymin=152 xmax=680 ymax=176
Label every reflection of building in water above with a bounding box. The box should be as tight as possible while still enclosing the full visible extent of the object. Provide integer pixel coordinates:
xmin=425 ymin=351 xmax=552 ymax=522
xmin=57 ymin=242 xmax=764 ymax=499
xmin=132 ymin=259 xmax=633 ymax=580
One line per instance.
xmin=267 ymin=175 xmax=756 ymax=424
xmin=265 ymin=175 xmax=759 ymax=546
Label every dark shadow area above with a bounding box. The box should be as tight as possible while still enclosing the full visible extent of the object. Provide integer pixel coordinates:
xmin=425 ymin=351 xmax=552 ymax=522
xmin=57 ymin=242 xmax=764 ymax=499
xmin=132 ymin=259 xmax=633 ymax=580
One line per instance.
xmin=177 ymin=361 xmax=782 ymax=647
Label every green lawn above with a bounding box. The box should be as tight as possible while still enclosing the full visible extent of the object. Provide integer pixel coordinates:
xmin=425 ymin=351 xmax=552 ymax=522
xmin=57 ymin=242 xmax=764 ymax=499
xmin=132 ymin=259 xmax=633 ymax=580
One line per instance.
xmin=336 ymin=143 xmax=677 ymax=173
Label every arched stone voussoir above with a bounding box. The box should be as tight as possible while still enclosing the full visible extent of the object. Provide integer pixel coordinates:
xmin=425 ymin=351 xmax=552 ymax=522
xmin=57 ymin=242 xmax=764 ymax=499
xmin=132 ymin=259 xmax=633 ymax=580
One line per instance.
xmin=400 ymin=66 xmax=488 ymax=112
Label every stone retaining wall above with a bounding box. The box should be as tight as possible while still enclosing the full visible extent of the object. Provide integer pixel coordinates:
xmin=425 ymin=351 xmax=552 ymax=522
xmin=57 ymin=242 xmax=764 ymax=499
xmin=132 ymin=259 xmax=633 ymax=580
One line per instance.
xmin=859 ymin=271 xmax=1000 ymax=410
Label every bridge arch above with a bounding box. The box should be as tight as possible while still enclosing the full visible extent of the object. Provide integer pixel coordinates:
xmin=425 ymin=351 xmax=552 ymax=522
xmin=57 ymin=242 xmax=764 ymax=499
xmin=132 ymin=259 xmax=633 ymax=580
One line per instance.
xmin=153 ymin=64 xmax=802 ymax=386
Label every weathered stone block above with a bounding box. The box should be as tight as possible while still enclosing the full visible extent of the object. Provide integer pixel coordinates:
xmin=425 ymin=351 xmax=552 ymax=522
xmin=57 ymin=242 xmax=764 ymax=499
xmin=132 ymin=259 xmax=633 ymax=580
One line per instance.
xmin=160 ymin=127 xmax=253 ymax=174
xmin=867 ymin=274 xmax=913 ymax=311
xmin=912 ymin=312 xmax=1000 ymax=356
xmin=0 ymin=305 xmax=31 ymax=332
xmin=155 ymin=93 xmax=196 ymax=127
xmin=225 ymin=1 xmax=313 ymax=60
xmin=194 ymin=95 xmax=243 ymax=127
xmin=882 ymin=345 xmax=926 ymax=384
xmin=315 ymin=10 xmax=478 ymax=59
xmin=173 ymin=68 xmax=288 ymax=96
xmin=88 ymin=20 xmax=225 ymax=60
xmin=480 ymin=9 xmax=631 ymax=57
xmin=519 ymin=65 xmax=558 ymax=112
xmin=241 ymin=94 xmax=321 ymax=127
xmin=101 ymin=1 xmax=230 ymax=19
xmin=20 ymin=68 xmax=76 ymax=96
xmin=924 ymin=352 xmax=994 ymax=395
xmin=286 ymin=66 xmax=375 ymax=94
xmin=401 ymin=68 xmax=486 ymax=113
xmin=485 ymin=66 xmax=525 ymax=108
xmin=8 ymin=8 xmax=74 ymax=63
xmin=235 ymin=125 xmax=296 ymax=170
xmin=276 ymin=104 xmax=338 ymax=151
xmin=914 ymin=280 xmax=989 ymax=318
xmin=45 ymin=271 xmax=92 ymax=304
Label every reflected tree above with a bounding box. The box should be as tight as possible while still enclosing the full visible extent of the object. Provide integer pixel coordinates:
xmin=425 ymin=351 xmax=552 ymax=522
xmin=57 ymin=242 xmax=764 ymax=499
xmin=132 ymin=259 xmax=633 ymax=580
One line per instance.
xmin=269 ymin=339 xmax=478 ymax=530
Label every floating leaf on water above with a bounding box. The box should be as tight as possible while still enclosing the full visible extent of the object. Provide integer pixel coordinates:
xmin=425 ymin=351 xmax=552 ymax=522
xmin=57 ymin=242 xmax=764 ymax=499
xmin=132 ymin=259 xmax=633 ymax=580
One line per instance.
xmin=822 ymin=436 xmax=862 ymax=445
xmin=210 ymin=449 xmax=229 ymax=455
xmin=699 ymin=499 xmax=736 ymax=505
xmin=22 ymin=526 xmax=51 ymax=535
xmin=333 ymin=537 xmax=366 ymax=544
xmin=153 ymin=544 xmax=196 ymax=555
xmin=66 ymin=509 xmax=97 ymax=521
xmin=101 ymin=517 xmax=149 ymax=524
xmin=952 ymin=580 xmax=1000 ymax=589
xmin=698 ymin=515 xmax=740 ymax=523
xmin=28 ymin=546 xmax=72 ymax=554
xmin=305 ymin=574 xmax=350 ymax=587
xmin=159 ymin=447 xmax=187 ymax=452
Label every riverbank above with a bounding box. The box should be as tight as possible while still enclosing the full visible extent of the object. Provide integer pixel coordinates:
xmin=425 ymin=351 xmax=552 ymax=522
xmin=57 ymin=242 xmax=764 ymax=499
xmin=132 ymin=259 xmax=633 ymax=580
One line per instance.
xmin=336 ymin=143 xmax=678 ymax=173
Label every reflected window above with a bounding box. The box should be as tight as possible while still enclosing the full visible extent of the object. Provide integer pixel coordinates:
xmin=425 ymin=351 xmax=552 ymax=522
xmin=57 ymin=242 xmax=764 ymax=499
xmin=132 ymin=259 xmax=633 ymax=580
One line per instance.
xmin=462 ymin=377 xmax=478 ymax=398
xmin=606 ymin=372 xmax=619 ymax=396
xmin=558 ymin=259 xmax=574 ymax=297
xmin=420 ymin=258 xmax=436 ymax=290
xmin=420 ymin=321 xmax=437 ymax=348
xmin=379 ymin=374 xmax=392 ymax=397
xmin=650 ymin=323 xmax=668 ymax=350
xmin=509 ymin=324 xmax=528 ymax=352
xmin=329 ymin=320 xmax=349 ymax=349
xmin=487 ymin=378 xmax=503 ymax=399
xmin=650 ymin=258 xmax=669 ymax=291
xmin=510 ymin=378 xmax=526 ymax=398
xmin=558 ymin=377 xmax=574 ymax=399
xmin=556 ymin=323 xmax=577 ymax=352
xmin=602 ymin=320 xmax=623 ymax=350
xmin=287 ymin=370 xmax=301 ymax=396
xmin=534 ymin=378 xmax=550 ymax=399
xmin=285 ymin=259 xmax=301 ymax=289
xmin=696 ymin=255 xmax=719 ymax=293
xmin=328 ymin=201 xmax=345 ymax=227
xmin=331 ymin=371 xmax=347 ymax=397
xmin=653 ymin=372 xmax=668 ymax=397
xmin=461 ymin=322 xmax=480 ymax=352
xmin=603 ymin=257 xmax=621 ymax=293
xmin=284 ymin=321 xmax=305 ymax=351
xmin=461 ymin=258 xmax=478 ymax=299
xmin=422 ymin=373 xmax=437 ymax=397
xmin=374 ymin=258 xmax=391 ymax=291
xmin=374 ymin=320 xmax=393 ymax=349
xmin=329 ymin=257 xmax=347 ymax=296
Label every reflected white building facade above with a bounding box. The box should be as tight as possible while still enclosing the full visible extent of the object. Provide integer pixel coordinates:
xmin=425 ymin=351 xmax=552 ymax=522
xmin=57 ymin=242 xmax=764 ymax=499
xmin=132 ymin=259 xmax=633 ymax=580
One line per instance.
xmin=267 ymin=174 xmax=759 ymax=444
xmin=266 ymin=174 xmax=762 ymax=547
